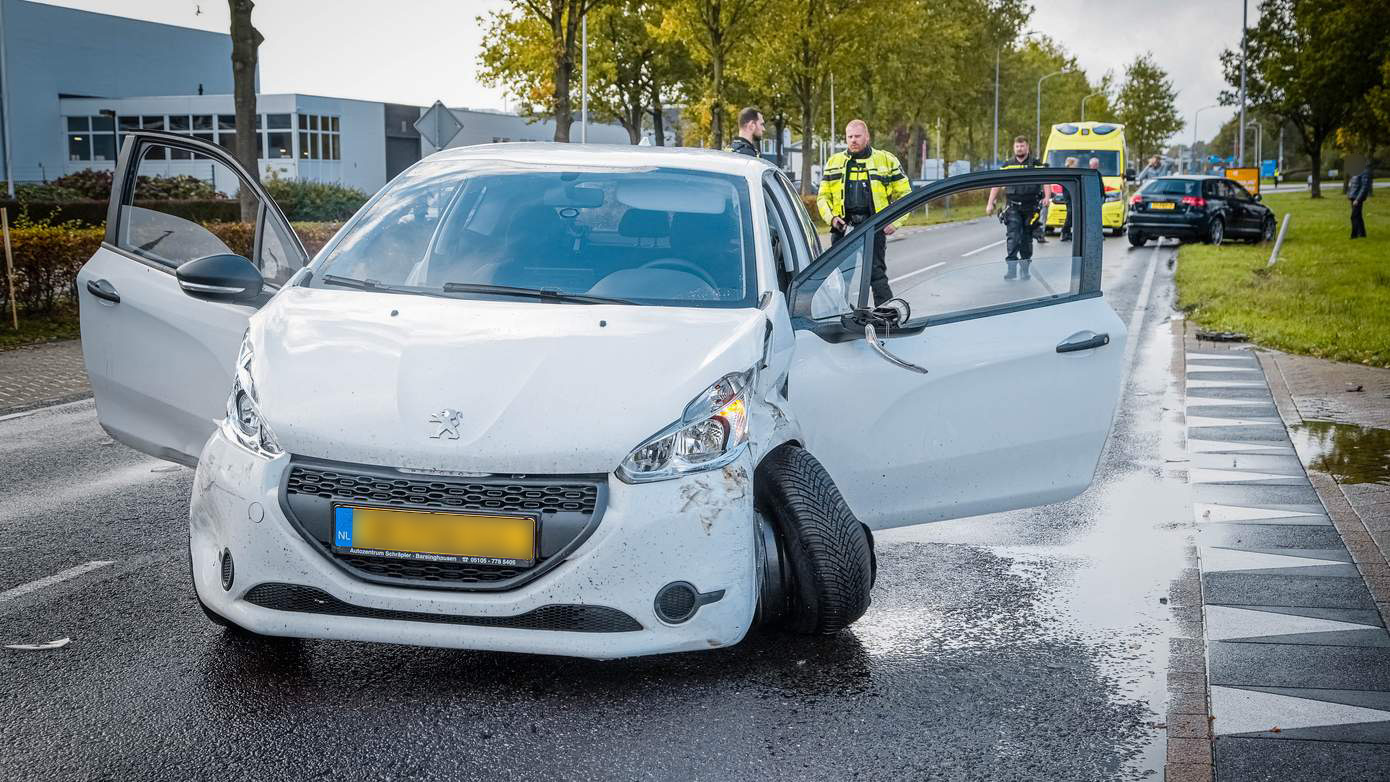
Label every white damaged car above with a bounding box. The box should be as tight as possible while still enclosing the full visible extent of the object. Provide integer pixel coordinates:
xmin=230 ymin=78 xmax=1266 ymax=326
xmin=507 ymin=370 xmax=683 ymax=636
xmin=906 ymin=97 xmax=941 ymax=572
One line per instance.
xmin=77 ymin=133 xmax=1125 ymax=658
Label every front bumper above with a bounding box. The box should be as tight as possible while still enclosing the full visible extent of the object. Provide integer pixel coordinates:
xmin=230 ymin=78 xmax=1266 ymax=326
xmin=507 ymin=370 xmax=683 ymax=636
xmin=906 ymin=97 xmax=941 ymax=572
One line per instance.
xmin=1128 ymin=212 xmax=1208 ymax=238
xmin=190 ymin=430 xmax=759 ymax=659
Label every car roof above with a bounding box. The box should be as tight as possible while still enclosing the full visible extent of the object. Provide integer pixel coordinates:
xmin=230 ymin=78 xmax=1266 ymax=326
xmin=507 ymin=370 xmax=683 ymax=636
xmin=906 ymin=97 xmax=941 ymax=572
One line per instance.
xmin=421 ymin=142 xmax=775 ymax=177
xmin=1153 ymin=175 xmax=1222 ymax=181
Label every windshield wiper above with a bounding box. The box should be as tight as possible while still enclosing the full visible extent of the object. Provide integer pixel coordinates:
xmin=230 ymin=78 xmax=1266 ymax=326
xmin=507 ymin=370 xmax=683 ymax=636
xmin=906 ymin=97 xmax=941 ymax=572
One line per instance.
xmin=320 ymin=274 xmax=422 ymax=296
xmin=440 ymin=282 xmax=635 ymax=305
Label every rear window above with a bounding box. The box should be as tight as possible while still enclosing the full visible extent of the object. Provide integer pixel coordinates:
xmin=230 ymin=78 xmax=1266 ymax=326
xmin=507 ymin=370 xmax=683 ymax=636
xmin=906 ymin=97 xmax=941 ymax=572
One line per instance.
xmin=1140 ymin=178 xmax=1200 ymax=196
xmin=313 ymin=161 xmax=756 ymax=308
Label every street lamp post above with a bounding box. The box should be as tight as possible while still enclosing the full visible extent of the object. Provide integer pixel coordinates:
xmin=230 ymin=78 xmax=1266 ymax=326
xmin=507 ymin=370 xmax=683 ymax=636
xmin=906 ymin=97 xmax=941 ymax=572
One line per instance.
xmin=0 ymin=0 xmax=13 ymax=198
xmin=580 ymin=14 xmax=588 ymax=143
xmin=1080 ymin=91 xmax=1104 ymax=122
xmin=1191 ymin=104 xmax=1220 ymax=174
xmin=1238 ymin=0 xmax=1247 ymax=166
xmin=992 ymin=48 xmax=1000 ymax=168
xmin=1036 ymin=70 xmax=1065 ymax=153
xmin=1246 ymin=119 xmax=1263 ymax=182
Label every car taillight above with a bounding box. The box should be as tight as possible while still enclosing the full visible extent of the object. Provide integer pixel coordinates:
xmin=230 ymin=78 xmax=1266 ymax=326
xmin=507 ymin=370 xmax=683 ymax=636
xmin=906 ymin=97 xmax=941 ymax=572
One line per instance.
xmin=1130 ymin=194 xmax=1142 ymax=205
xmin=1181 ymin=196 xmax=1207 ymax=208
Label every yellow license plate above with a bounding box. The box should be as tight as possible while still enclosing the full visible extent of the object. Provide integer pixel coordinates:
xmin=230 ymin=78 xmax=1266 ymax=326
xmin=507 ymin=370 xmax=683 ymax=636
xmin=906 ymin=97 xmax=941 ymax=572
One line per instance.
xmin=1150 ymin=201 xmax=1176 ymax=210
xmin=333 ymin=505 xmax=536 ymax=567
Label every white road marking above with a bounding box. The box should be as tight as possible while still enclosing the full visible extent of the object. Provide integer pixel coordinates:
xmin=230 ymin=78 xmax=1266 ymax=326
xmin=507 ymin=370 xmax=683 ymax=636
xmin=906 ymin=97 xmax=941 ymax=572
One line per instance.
xmin=0 ymin=560 xmax=115 ymax=603
xmin=961 ymin=238 xmax=1006 ymax=257
xmin=1121 ymin=239 xmax=1164 ymax=382
xmin=890 ymin=261 xmax=947 ymax=284
xmin=1211 ymin=686 xmax=1390 ymax=736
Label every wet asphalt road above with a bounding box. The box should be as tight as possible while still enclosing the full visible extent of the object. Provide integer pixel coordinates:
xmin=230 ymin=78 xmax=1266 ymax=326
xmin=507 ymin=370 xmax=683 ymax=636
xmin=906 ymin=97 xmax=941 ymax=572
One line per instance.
xmin=0 ymin=235 xmax=1189 ymax=781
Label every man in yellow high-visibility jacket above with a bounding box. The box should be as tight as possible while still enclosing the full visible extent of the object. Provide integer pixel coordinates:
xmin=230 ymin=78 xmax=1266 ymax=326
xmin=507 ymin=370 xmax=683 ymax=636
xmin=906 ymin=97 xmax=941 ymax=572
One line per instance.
xmin=817 ymin=119 xmax=912 ymax=305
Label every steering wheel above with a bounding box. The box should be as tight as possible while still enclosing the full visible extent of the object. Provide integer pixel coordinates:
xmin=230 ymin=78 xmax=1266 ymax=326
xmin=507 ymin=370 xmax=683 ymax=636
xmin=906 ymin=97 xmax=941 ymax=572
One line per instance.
xmin=639 ymin=258 xmax=720 ymax=290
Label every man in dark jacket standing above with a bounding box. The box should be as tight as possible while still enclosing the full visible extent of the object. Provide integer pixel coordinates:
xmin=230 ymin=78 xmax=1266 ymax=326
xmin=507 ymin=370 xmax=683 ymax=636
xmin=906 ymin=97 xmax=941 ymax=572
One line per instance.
xmin=1349 ymin=161 xmax=1373 ymax=239
xmin=730 ymin=107 xmax=764 ymax=158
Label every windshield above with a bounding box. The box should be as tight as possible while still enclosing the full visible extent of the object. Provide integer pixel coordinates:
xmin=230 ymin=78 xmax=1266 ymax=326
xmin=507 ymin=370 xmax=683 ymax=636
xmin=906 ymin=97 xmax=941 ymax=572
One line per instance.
xmin=313 ymin=161 xmax=755 ymax=307
xmin=1140 ymin=178 xmax=1201 ymax=196
xmin=1046 ymin=150 xmax=1121 ymax=177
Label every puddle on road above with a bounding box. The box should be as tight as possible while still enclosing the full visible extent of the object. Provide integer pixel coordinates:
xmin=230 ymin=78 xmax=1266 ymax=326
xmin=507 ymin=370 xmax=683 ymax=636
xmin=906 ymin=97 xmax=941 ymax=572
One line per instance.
xmin=1289 ymin=420 xmax=1390 ymax=485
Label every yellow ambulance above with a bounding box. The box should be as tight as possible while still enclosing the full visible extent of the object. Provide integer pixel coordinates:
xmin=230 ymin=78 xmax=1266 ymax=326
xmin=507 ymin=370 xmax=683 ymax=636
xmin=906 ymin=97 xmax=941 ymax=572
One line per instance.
xmin=1042 ymin=122 xmax=1132 ymax=236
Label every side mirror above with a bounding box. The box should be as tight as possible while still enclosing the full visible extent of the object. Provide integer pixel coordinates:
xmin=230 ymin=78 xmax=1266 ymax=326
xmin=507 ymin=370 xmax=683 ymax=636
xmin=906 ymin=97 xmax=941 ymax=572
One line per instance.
xmin=1254 ymin=193 xmax=1262 ymax=201
xmin=176 ymin=253 xmax=263 ymax=303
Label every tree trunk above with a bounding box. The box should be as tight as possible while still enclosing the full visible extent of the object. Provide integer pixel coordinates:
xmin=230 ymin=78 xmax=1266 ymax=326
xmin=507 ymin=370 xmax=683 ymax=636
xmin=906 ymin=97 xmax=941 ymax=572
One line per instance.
xmin=228 ymin=0 xmax=263 ymax=223
xmin=649 ymin=78 xmax=665 ymax=146
xmin=1308 ymin=141 xmax=1323 ymax=199
xmin=710 ymin=52 xmax=724 ymax=149
xmin=799 ymin=101 xmax=815 ymax=195
xmin=553 ymin=30 xmax=574 ymax=142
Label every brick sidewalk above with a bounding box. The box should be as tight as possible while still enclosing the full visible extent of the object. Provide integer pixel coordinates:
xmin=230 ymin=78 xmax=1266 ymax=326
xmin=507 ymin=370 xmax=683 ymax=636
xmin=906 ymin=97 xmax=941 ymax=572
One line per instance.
xmin=0 ymin=340 xmax=91 ymax=416
xmin=1181 ymin=327 xmax=1390 ymax=779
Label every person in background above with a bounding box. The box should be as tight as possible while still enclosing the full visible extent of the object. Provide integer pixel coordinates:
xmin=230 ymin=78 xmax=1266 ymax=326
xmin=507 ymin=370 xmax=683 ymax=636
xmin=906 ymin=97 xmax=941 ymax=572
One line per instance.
xmin=1059 ymin=156 xmax=1079 ymax=241
xmin=1136 ymin=155 xmax=1163 ymax=184
xmin=816 ymin=119 xmax=912 ymax=304
xmin=986 ymin=136 xmax=1046 ymax=280
xmin=1349 ymin=159 xmax=1374 ymax=239
xmin=730 ymin=107 xmax=764 ymax=158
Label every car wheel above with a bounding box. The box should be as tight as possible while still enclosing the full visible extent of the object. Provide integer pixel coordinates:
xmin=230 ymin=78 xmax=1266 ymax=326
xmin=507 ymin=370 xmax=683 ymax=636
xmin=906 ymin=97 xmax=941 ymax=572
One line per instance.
xmin=1128 ymin=231 xmax=1148 ymax=248
xmin=1205 ymin=217 xmax=1225 ymax=246
xmin=754 ymin=445 xmax=873 ymax=635
xmin=1261 ymin=215 xmax=1276 ymax=242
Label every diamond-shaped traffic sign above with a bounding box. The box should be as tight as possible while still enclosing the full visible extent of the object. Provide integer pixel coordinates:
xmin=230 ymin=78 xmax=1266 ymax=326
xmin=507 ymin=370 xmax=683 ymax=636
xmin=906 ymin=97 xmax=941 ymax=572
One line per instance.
xmin=415 ymin=100 xmax=463 ymax=149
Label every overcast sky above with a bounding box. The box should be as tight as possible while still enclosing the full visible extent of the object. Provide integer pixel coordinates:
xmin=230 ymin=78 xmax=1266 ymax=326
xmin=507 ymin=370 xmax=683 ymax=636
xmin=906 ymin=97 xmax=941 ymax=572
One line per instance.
xmin=37 ymin=0 xmax=1246 ymax=144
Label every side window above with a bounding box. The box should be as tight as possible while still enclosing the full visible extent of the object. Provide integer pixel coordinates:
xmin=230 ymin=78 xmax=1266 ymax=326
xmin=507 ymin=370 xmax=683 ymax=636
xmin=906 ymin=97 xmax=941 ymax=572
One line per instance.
xmin=772 ymin=171 xmax=821 ymax=256
xmin=874 ymin=181 xmax=1083 ymax=322
xmin=1230 ymin=182 xmax=1253 ymax=202
xmin=808 ymin=239 xmax=866 ymax=320
xmin=116 ymin=138 xmax=305 ymax=286
xmin=762 ymin=182 xmax=811 ymax=282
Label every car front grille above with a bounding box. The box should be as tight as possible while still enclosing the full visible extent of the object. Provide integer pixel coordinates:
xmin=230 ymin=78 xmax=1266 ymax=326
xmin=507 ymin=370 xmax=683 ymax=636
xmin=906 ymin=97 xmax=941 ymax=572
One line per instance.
xmin=280 ymin=458 xmax=607 ymax=592
xmin=285 ymin=466 xmax=599 ymax=514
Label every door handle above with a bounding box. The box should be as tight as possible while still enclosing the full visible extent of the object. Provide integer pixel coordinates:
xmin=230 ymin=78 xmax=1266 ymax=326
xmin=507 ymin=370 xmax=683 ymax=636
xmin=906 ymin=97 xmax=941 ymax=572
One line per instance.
xmin=1056 ymin=332 xmax=1109 ymax=353
xmin=86 ymin=278 xmax=121 ymax=304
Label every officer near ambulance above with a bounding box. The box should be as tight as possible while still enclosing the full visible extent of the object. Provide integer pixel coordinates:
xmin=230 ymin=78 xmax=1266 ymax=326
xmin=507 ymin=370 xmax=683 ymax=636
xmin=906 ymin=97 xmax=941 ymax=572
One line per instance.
xmin=986 ymin=135 xmax=1047 ymax=280
xmin=817 ymin=119 xmax=912 ymax=305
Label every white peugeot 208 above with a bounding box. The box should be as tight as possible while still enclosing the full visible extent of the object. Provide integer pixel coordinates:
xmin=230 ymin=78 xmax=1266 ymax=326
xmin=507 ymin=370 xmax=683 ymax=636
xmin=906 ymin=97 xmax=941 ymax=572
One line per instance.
xmin=77 ymin=133 xmax=1125 ymax=659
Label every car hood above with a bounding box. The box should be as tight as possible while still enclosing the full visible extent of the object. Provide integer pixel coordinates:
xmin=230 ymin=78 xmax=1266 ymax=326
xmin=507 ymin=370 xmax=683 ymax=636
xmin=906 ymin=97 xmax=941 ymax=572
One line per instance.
xmin=249 ymin=287 xmax=766 ymax=475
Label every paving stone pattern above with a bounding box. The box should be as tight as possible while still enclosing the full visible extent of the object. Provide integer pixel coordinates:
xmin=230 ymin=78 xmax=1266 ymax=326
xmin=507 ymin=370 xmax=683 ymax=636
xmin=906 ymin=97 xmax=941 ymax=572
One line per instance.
xmin=0 ymin=340 xmax=90 ymax=415
xmin=1184 ymin=338 xmax=1390 ymax=780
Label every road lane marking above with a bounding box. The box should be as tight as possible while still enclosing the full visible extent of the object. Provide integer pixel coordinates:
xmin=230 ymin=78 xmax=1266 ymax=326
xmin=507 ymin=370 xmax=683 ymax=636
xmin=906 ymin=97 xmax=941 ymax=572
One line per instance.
xmin=1121 ymin=240 xmax=1164 ymax=381
xmin=890 ymin=261 xmax=946 ymax=284
xmin=961 ymin=238 xmax=1006 ymax=257
xmin=0 ymin=561 xmax=114 ymax=603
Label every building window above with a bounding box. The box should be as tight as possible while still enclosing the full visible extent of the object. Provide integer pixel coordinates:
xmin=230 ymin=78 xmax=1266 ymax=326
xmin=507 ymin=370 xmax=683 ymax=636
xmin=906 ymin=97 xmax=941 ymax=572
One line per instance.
xmin=64 ymin=116 xmax=117 ymax=161
xmin=294 ymin=113 xmax=340 ymax=161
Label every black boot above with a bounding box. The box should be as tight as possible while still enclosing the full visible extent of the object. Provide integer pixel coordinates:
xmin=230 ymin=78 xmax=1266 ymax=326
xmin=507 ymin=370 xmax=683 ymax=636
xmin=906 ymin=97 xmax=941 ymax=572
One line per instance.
xmin=1019 ymin=260 xmax=1032 ymax=280
xmin=1004 ymin=260 xmax=1018 ymax=280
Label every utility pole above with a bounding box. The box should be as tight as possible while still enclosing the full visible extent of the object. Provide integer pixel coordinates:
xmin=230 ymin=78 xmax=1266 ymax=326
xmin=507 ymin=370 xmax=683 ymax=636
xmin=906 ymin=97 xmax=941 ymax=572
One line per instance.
xmin=1238 ymin=0 xmax=1247 ymax=166
xmin=1081 ymin=91 xmax=1104 ymax=122
xmin=0 ymin=0 xmax=16 ymax=198
xmin=1192 ymin=104 xmax=1219 ymax=174
xmin=1036 ymin=70 xmax=1064 ymax=153
xmin=992 ymin=48 xmax=1000 ymax=168
xmin=580 ymin=13 xmax=588 ymax=143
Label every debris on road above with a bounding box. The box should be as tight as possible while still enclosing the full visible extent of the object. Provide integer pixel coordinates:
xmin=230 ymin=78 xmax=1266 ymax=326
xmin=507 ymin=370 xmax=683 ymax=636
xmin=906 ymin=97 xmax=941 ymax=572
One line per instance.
xmin=5 ymin=637 xmax=70 ymax=651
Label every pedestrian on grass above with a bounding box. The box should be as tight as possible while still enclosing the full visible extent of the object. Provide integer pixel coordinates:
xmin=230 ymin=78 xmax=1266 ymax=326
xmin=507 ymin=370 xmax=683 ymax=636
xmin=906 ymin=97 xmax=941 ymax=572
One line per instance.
xmin=730 ymin=107 xmax=764 ymax=158
xmin=1349 ymin=160 xmax=1373 ymax=239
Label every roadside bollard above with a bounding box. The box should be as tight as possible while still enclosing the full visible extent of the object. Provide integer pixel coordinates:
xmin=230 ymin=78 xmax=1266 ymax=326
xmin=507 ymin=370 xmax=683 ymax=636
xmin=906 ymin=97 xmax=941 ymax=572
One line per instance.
xmin=1266 ymin=213 xmax=1292 ymax=267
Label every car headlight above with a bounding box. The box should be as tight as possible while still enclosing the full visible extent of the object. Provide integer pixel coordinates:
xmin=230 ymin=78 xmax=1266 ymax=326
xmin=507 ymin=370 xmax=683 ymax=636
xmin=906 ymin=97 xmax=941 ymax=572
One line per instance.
xmin=222 ymin=335 xmax=282 ymax=458
xmin=617 ymin=369 xmax=753 ymax=484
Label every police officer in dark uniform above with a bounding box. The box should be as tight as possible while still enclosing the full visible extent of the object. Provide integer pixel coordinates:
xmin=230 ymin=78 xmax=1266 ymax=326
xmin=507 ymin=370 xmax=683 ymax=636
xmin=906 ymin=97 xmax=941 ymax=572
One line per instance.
xmin=986 ymin=135 xmax=1046 ymax=280
xmin=729 ymin=107 xmax=764 ymax=157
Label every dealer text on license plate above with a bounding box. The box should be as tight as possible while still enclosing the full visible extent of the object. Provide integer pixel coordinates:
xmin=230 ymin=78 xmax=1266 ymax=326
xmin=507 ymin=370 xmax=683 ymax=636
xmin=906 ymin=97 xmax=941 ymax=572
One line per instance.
xmin=332 ymin=505 xmax=536 ymax=567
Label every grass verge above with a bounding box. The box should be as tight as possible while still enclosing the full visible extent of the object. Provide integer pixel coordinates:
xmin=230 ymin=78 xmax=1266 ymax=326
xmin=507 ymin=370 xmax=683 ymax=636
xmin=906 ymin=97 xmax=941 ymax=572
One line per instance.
xmin=1175 ymin=191 xmax=1390 ymax=367
xmin=0 ymin=305 xmax=81 ymax=351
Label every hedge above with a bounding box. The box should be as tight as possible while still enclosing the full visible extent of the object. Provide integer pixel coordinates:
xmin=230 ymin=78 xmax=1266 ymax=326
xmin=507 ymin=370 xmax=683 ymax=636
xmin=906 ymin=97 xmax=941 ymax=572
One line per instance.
xmin=0 ymin=220 xmax=341 ymax=318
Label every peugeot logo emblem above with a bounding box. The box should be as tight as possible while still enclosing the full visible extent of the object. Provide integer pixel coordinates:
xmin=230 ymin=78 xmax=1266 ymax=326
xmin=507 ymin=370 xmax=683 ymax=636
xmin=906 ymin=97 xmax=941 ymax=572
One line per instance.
xmin=428 ymin=409 xmax=463 ymax=440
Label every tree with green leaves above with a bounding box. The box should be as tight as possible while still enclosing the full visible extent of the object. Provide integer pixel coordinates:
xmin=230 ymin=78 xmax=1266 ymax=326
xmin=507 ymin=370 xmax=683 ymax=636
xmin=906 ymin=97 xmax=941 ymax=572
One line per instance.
xmin=1220 ymin=0 xmax=1390 ymax=197
xmin=658 ymin=0 xmax=769 ymax=149
xmin=478 ymin=0 xmax=608 ymax=142
xmin=1115 ymin=53 xmax=1183 ymax=163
